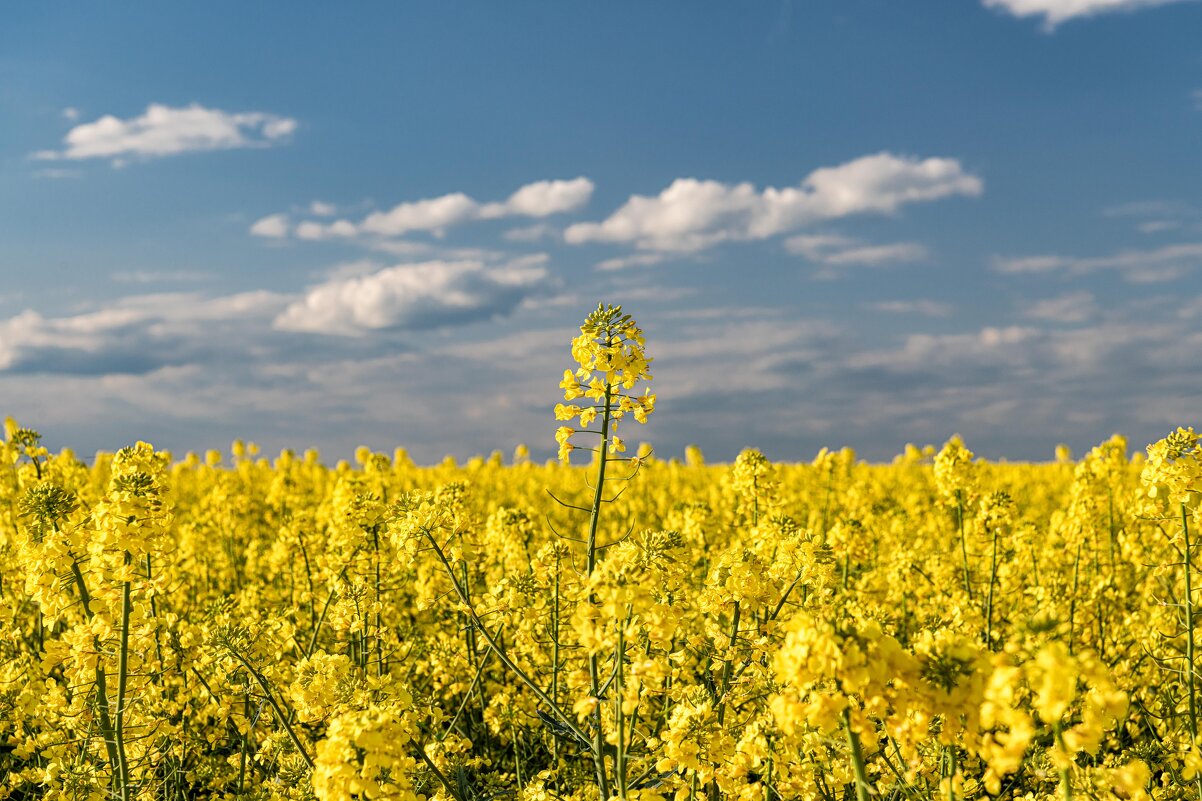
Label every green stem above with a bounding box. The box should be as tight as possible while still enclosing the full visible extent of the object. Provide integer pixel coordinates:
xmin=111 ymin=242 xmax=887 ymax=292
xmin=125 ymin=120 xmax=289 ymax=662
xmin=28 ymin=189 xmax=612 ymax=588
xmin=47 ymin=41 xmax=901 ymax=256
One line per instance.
xmin=305 ymin=549 xmax=360 ymax=657
xmin=551 ymin=549 xmax=562 ymax=787
xmin=68 ymin=557 xmax=121 ymax=786
xmin=584 ymin=384 xmax=614 ymax=801
xmin=985 ymin=524 xmax=999 ymax=651
xmin=424 ymin=534 xmax=592 ymax=748
xmin=956 ymin=495 xmax=972 ymax=601
xmin=416 ymin=743 xmax=469 ymax=801
xmin=716 ymin=602 xmax=741 ymax=726
xmin=373 ymin=528 xmax=385 ymax=677
xmin=225 ymin=648 xmax=314 ymax=770
xmin=1069 ymin=543 xmax=1081 ymax=654
xmin=614 ymin=620 xmax=627 ymax=800
xmin=1054 ymin=723 xmax=1073 ymax=801
xmin=145 ymin=553 xmax=165 ymax=671
xmin=115 ymin=560 xmax=132 ymax=801
xmin=946 ymin=745 xmax=956 ymax=801
xmin=841 ymin=707 xmax=871 ymax=801
xmin=1107 ymin=491 xmax=1117 ymax=574
xmin=1183 ymin=503 xmax=1199 ymax=745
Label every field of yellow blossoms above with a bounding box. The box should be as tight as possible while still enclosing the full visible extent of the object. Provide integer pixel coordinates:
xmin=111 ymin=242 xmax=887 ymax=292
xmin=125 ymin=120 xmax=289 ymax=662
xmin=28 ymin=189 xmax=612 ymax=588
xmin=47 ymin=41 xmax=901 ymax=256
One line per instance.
xmin=2 ymin=304 xmax=1201 ymax=801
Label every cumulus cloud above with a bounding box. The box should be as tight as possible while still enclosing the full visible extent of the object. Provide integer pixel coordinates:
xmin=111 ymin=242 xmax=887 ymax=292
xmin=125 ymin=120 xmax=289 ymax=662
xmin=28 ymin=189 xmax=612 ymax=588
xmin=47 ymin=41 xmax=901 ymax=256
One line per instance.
xmin=982 ymin=0 xmax=1197 ymax=27
xmin=1023 ymin=291 xmax=1098 ymax=323
xmin=563 ymin=153 xmax=981 ymax=253
xmin=33 ymin=103 xmax=297 ymax=164
xmin=110 ymin=270 xmax=211 ymax=285
xmin=995 ymin=242 xmax=1202 ymax=282
xmin=261 ymin=177 xmax=594 ymax=241
xmin=273 ymin=259 xmax=553 ymax=336
xmin=595 ymin=253 xmax=671 ymax=271
xmin=785 ymin=234 xmax=929 ymax=266
xmin=0 ymin=291 xmax=288 ymax=375
xmin=865 ymin=300 xmax=952 ymax=317
xmin=504 ymin=223 xmax=558 ymax=242
xmin=0 ymin=253 xmax=556 ymax=379
xmin=250 ymin=213 xmax=291 ymax=239
xmin=1105 ymin=199 xmax=1202 ymax=234
xmin=479 ymin=177 xmax=595 ymax=218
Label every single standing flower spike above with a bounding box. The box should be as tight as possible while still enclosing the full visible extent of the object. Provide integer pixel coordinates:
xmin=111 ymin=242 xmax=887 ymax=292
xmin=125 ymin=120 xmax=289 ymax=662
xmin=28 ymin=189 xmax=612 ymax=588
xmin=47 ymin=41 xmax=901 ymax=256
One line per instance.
xmin=554 ymin=303 xmax=655 ymax=464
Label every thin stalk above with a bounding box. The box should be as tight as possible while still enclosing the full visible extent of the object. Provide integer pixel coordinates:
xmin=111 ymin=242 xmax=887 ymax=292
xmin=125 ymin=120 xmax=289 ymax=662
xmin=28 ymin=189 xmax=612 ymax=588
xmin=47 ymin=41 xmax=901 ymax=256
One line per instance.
xmin=1107 ymin=491 xmax=1117 ymax=574
xmin=946 ymin=745 xmax=956 ymax=801
xmin=512 ymin=717 xmax=524 ymax=787
xmin=1054 ymin=723 xmax=1073 ymax=801
xmin=416 ymin=744 xmax=468 ymax=801
xmin=752 ymin=474 xmax=760 ymax=526
xmin=68 ymin=556 xmax=121 ymax=784
xmin=424 ymin=534 xmax=592 ymax=748
xmin=297 ymin=531 xmax=317 ymax=632
xmin=305 ymin=551 xmax=360 ymax=657
xmin=820 ymin=469 xmax=833 ymax=539
xmin=146 ymin=553 xmax=165 ymax=671
xmin=439 ymin=630 xmax=498 ymax=741
xmin=1182 ymin=502 xmax=1201 ymax=801
xmin=615 ymin=621 xmax=627 ymax=800
xmin=373 ymin=528 xmax=385 ymax=676
xmin=716 ymin=602 xmax=741 ymax=726
xmin=115 ymin=556 xmax=133 ymax=801
xmin=956 ymin=494 xmax=972 ymax=601
xmin=584 ymin=384 xmax=614 ymax=801
xmin=550 ymin=547 xmax=562 ymax=789
xmin=223 ymin=648 xmax=313 ymax=770
xmin=841 ymin=707 xmax=871 ymax=801
xmin=1069 ymin=543 xmax=1082 ymax=654
xmin=985 ymin=524 xmax=999 ymax=651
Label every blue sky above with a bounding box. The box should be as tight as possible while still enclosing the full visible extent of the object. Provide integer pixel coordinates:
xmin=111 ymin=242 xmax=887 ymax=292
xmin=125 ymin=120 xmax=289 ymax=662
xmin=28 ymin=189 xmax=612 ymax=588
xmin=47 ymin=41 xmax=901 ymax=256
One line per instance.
xmin=2 ymin=0 xmax=1200 ymax=462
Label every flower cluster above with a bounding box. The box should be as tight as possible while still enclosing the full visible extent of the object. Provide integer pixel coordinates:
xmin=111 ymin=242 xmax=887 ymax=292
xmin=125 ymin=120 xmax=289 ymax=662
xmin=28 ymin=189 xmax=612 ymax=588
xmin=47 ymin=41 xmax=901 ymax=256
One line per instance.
xmin=554 ymin=303 xmax=655 ymax=463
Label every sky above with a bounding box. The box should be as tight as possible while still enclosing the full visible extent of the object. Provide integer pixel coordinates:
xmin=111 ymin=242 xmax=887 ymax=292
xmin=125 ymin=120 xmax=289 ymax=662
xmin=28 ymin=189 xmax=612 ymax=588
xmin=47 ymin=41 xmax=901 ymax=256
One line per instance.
xmin=1 ymin=0 xmax=1200 ymax=463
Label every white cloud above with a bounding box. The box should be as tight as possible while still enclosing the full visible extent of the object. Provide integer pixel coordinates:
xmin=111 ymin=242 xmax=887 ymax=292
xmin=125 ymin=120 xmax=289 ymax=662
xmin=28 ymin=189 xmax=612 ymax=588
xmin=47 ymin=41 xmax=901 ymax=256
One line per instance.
xmin=360 ymin=193 xmax=479 ymax=237
xmin=33 ymin=103 xmax=297 ymax=163
xmin=865 ymin=300 xmax=952 ymax=317
xmin=785 ymin=234 xmax=929 ymax=266
xmin=0 ymin=291 xmax=287 ymax=374
xmin=273 ymin=259 xmax=553 ymax=336
xmin=563 ymin=153 xmax=981 ymax=253
xmin=250 ymin=213 xmax=291 ymax=239
xmin=309 ymin=200 xmax=337 ymax=217
xmin=479 ymin=177 xmax=595 ymax=218
xmin=271 ymin=177 xmax=594 ymax=242
xmin=0 ymin=253 xmax=559 ymax=380
xmin=296 ymin=219 xmax=358 ymax=240
xmin=995 ymin=242 xmax=1202 ymax=282
xmin=1138 ymin=220 xmax=1181 ymax=233
xmin=111 ymin=270 xmax=211 ymax=285
xmin=1023 ymin=291 xmax=1098 ymax=323
xmin=61 ymin=107 xmax=80 ymax=121
xmin=504 ymin=223 xmax=558 ymax=242
xmin=1104 ymin=199 xmax=1202 ymax=234
xmin=1178 ymin=295 xmax=1202 ymax=318
xmin=595 ymin=253 xmax=671 ymax=271
xmin=33 ymin=168 xmax=82 ymax=180
xmin=982 ymin=0 xmax=1196 ymax=27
